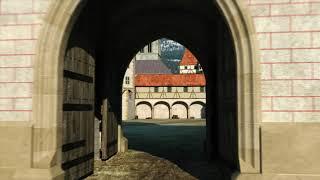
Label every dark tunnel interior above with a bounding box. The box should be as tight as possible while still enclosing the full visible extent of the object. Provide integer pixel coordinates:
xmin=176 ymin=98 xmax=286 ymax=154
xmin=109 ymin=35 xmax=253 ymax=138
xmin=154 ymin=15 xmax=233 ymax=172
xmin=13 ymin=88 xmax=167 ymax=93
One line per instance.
xmin=65 ymin=0 xmax=239 ymax=176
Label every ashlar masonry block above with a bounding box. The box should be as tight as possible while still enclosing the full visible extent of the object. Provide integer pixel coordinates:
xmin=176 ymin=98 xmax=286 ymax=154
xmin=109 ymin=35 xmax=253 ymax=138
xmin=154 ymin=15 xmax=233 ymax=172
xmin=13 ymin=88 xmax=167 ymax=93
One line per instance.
xmin=0 ymin=68 xmax=16 ymax=82
xmin=15 ymin=68 xmax=33 ymax=82
xmin=261 ymin=64 xmax=271 ymax=79
xmin=272 ymin=64 xmax=312 ymax=79
xmin=14 ymin=40 xmax=36 ymax=54
xmin=0 ymin=15 xmax=17 ymax=25
xmin=312 ymin=32 xmax=320 ymax=48
xmin=271 ymin=3 xmax=309 ymax=16
xmin=293 ymin=80 xmax=320 ymax=96
xmin=313 ymin=97 xmax=320 ymax=110
xmin=261 ymin=80 xmax=291 ymax=96
xmin=249 ymin=5 xmax=270 ymax=17
xmin=262 ymin=112 xmax=293 ymax=122
xmin=0 ymin=26 xmax=32 ymax=40
xmin=0 ymin=0 xmax=33 ymax=14
xmin=273 ymin=97 xmax=313 ymax=111
xmin=17 ymin=14 xmax=44 ymax=24
xmin=0 ymin=83 xmax=32 ymax=97
xmin=33 ymin=0 xmax=51 ymax=13
xmin=0 ymin=41 xmax=15 ymax=54
xmin=0 ymin=56 xmax=32 ymax=67
xmin=261 ymin=49 xmax=291 ymax=63
xmin=261 ymin=97 xmax=272 ymax=111
xmin=312 ymin=63 xmax=320 ymax=79
xmin=311 ymin=3 xmax=320 ymax=14
xmin=257 ymin=33 xmax=270 ymax=49
xmin=294 ymin=112 xmax=320 ymax=122
xmin=292 ymin=49 xmax=320 ymax=62
xmin=0 ymin=99 xmax=13 ymax=110
xmin=0 ymin=40 xmax=35 ymax=55
xmin=292 ymin=16 xmax=320 ymax=31
xmin=0 ymin=111 xmax=31 ymax=121
xmin=14 ymin=98 xmax=32 ymax=110
xmin=250 ymin=0 xmax=290 ymax=4
xmin=271 ymin=33 xmax=311 ymax=49
xmin=254 ymin=17 xmax=290 ymax=33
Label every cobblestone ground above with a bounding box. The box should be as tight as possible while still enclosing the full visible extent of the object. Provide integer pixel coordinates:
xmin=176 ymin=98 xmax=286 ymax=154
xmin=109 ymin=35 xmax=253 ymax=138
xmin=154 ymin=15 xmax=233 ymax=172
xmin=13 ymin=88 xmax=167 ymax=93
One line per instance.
xmin=88 ymin=150 xmax=196 ymax=180
xmin=89 ymin=119 xmax=232 ymax=180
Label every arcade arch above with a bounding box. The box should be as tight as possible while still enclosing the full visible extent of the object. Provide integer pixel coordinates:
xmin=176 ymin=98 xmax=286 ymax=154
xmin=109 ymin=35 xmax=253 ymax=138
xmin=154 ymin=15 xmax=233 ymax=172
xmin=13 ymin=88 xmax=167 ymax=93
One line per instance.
xmin=153 ymin=101 xmax=171 ymax=119
xmin=172 ymin=101 xmax=189 ymax=119
xmin=190 ymin=101 xmax=206 ymax=119
xmin=136 ymin=101 xmax=152 ymax=119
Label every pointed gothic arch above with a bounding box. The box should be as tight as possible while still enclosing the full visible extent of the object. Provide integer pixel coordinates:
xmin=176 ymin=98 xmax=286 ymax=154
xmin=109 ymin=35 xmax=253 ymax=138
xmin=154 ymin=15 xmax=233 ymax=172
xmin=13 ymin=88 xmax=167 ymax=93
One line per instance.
xmin=30 ymin=0 xmax=260 ymax=179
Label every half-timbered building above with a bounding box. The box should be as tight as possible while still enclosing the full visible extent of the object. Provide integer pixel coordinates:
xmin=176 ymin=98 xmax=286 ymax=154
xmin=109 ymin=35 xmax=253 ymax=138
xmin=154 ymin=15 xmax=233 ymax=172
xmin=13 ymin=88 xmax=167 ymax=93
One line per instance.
xmin=122 ymin=41 xmax=206 ymax=120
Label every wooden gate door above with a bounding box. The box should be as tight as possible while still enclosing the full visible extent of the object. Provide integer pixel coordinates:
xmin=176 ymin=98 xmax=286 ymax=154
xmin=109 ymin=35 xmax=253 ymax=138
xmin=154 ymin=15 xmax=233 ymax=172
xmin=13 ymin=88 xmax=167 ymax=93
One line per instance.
xmin=100 ymin=98 xmax=118 ymax=160
xmin=62 ymin=47 xmax=95 ymax=179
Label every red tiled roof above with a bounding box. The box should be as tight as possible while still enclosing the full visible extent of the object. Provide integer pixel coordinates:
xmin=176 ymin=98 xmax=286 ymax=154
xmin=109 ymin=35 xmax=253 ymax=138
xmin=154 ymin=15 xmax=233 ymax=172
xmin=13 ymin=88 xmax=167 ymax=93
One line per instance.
xmin=179 ymin=49 xmax=198 ymax=66
xmin=135 ymin=74 xmax=206 ymax=87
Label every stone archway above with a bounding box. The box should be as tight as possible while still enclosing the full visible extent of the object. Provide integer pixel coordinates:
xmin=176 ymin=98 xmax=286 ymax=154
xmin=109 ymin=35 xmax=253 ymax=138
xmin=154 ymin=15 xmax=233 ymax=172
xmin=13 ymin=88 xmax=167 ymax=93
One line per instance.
xmin=31 ymin=0 xmax=260 ymax=179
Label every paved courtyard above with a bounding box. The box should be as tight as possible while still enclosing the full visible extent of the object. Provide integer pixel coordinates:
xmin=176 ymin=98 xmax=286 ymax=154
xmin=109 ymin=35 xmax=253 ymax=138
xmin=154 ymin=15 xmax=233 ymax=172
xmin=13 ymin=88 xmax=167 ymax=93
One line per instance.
xmin=122 ymin=119 xmax=232 ymax=179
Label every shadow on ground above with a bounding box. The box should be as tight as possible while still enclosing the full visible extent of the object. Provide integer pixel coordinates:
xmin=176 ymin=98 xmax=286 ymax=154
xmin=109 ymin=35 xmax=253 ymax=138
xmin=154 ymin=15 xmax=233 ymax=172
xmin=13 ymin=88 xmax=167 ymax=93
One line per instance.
xmin=123 ymin=120 xmax=232 ymax=180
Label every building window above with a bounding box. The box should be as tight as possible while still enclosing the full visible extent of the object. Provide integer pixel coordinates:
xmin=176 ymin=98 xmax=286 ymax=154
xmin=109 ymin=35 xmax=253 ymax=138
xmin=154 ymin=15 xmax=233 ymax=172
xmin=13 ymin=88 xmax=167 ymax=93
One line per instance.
xmin=148 ymin=44 xmax=152 ymax=52
xmin=154 ymin=87 xmax=159 ymax=92
xmin=168 ymin=87 xmax=172 ymax=92
xmin=200 ymin=86 xmax=205 ymax=92
xmin=184 ymin=87 xmax=188 ymax=92
xmin=125 ymin=76 xmax=130 ymax=84
xmin=185 ymin=66 xmax=188 ymax=69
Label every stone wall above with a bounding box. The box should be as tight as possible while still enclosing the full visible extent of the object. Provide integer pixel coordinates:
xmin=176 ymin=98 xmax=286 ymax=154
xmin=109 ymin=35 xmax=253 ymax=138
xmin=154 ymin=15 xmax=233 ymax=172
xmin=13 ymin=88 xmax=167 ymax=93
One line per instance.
xmin=0 ymin=0 xmax=320 ymax=179
xmin=245 ymin=0 xmax=320 ymax=122
xmin=0 ymin=0 xmax=52 ymax=177
xmin=0 ymin=0 xmax=319 ymax=125
xmin=0 ymin=0 xmax=50 ymax=122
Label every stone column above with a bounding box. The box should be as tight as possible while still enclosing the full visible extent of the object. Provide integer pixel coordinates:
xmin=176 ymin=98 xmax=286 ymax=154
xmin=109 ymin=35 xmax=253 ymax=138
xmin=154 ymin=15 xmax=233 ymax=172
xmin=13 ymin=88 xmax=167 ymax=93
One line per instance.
xmin=151 ymin=106 xmax=154 ymax=119
xmin=187 ymin=107 xmax=190 ymax=119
